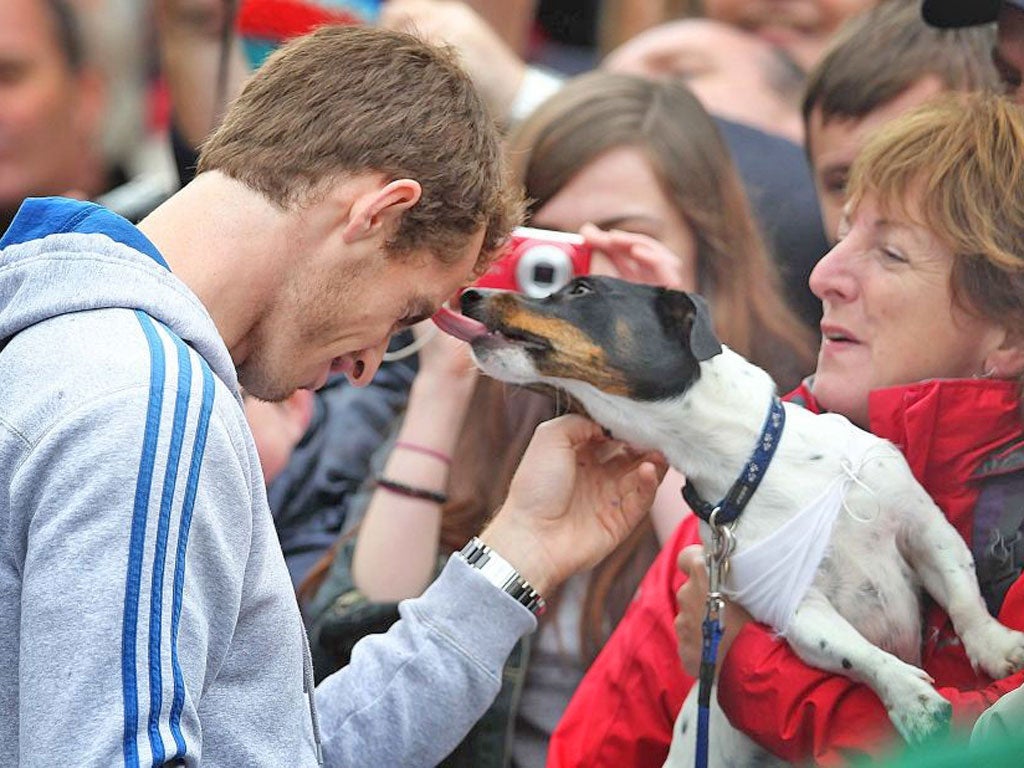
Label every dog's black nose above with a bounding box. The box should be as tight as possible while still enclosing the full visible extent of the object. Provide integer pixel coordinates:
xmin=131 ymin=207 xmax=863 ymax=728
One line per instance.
xmin=459 ymin=288 xmax=485 ymax=316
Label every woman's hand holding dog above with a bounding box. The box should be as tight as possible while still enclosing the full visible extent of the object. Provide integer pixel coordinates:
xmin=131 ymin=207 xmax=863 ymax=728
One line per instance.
xmin=481 ymin=414 xmax=668 ymax=597
xmin=675 ymin=544 xmax=752 ymax=677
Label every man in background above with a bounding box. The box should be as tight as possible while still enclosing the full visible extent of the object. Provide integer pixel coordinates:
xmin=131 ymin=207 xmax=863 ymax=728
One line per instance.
xmin=0 ymin=0 xmax=105 ymax=232
xmin=806 ymin=0 xmax=999 ymax=241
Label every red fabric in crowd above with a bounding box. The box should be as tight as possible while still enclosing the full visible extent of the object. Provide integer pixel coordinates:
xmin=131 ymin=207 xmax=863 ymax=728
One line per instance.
xmin=237 ymin=0 xmax=360 ymax=40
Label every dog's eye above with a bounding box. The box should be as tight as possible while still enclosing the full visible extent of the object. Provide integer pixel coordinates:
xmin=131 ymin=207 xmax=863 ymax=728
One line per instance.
xmin=567 ymin=280 xmax=593 ymax=296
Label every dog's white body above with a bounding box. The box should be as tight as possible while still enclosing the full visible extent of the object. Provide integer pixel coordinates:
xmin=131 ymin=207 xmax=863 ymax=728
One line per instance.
xmin=476 ymin=341 xmax=1024 ymax=767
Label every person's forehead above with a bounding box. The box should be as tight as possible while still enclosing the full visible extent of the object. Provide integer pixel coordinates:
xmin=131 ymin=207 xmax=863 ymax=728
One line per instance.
xmin=682 ymin=24 xmax=774 ymax=73
xmin=849 ymin=191 xmax=939 ymax=243
xmin=532 ymin=147 xmax=670 ymax=221
xmin=0 ymin=0 xmax=65 ymax=60
xmin=809 ymin=108 xmax=873 ymax=163
xmin=810 ymin=76 xmax=948 ymax=158
xmin=623 ymin=19 xmax=770 ymax=63
xmin=404 ymin=237 xmax=484 ymax=294
xmin=705 ymin=0 xmax=872 ymax=27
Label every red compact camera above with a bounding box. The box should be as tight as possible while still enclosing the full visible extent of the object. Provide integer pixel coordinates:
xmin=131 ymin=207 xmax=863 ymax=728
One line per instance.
xmin=471 ymin=226 xmax=592 ymax=298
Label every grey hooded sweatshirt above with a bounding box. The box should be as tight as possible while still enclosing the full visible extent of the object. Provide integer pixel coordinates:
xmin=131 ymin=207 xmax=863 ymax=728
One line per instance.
xmin=0 ymin=198 xmax=535 ymax=767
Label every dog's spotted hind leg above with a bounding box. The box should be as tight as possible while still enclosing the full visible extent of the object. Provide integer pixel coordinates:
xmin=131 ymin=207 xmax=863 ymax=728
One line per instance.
xmin=896 ymin=489 xmax=1024 ymax=680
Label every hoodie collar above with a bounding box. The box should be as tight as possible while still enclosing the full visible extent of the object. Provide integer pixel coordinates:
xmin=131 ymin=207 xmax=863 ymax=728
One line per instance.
xmin=1 ymin=197 xmax=168 ymax=269
xmin=0 ymin=196 xmax=240 ymax=396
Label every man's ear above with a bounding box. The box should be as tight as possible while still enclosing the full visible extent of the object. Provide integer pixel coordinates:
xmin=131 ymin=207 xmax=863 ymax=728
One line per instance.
xmin=342 ymin=178 xmax=422 ymax=244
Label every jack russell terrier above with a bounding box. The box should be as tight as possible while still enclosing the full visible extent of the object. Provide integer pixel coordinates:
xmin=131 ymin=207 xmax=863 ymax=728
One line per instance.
xmin=433 ymin=276 xmax=1024 ymax=767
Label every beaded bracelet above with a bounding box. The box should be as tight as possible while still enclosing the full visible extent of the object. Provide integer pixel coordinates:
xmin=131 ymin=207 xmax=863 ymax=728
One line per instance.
xmin=376 ymin=476 xmax=448 ymax=505
xmin=394 ymin=441 xmax=452 ymax=466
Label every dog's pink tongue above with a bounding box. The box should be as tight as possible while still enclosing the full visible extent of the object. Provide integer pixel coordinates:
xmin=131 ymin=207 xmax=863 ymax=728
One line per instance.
xmin=432 ymin=305 xmax=490 ymax=342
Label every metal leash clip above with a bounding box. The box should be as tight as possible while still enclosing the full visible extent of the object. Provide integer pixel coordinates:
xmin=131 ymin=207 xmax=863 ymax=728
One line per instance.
xmin=705 ymin=507 xmax=736 ymax=624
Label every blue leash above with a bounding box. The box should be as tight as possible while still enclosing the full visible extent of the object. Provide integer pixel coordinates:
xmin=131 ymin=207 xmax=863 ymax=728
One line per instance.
xmin=685 ymin=397 xmax=784 ymax=768
xmin=696 ymin=613 xmax=724 ymax=768
xmin=694 ymin=519 xmax=733 ymax=768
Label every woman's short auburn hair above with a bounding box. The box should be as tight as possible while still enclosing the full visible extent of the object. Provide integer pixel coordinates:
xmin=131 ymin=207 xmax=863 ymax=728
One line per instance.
xmin=848 ymin=92 xmax=1024 ymax=335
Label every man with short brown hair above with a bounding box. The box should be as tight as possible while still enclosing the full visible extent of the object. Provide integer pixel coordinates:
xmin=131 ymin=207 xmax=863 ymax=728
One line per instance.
xmin=804 ymin=1 xmax=999 ymax=240
xmin=0 ymin=24 xmax=665 ymax=767
xmin=198 ymin=24 xmax=521 ymax=261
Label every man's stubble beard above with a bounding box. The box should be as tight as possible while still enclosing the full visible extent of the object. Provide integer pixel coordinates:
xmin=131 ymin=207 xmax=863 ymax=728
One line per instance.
xmin=236 ymin=264 xmax=358 ymax=402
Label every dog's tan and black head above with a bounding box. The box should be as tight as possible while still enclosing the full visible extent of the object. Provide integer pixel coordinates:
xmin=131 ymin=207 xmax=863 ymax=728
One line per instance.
xmin=434 ymin=276 xmax=726 ymax=456
xmin=449 ymin=276 xmax=719 ymax=399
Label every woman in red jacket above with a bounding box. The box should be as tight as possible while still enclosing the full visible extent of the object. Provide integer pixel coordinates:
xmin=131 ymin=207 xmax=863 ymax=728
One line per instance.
xmin=548 ymin=92 xmax=1024 ymax=767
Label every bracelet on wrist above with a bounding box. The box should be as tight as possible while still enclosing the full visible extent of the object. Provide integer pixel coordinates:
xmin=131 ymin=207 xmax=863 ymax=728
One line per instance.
xmin=394 ymin=441 xmax=452 ymax=466
xmin=376 ymin=476 xmax=448 ymax=505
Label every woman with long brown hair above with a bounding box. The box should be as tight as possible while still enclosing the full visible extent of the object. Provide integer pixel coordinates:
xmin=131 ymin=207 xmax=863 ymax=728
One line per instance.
xmin=302 ymin=71 xmax=815 ymax=767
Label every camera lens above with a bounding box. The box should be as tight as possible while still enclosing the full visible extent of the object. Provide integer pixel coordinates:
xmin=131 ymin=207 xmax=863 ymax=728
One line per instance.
xmin=533 ymin=264 xmax=556 ymax=285
xmin=516 ymin=245 xmax=572 ymax=298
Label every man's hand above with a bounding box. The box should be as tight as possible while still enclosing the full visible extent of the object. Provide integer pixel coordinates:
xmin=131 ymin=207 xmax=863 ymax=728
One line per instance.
xmin=480 ymin=414 xmax=667 ymax=596
xmin=675 ymin=544 xmax=752 ymax=676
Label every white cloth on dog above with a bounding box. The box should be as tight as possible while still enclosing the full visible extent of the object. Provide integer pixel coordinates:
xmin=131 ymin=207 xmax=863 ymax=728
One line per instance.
xmin=726 ymin=421 xmax=882 ymax=633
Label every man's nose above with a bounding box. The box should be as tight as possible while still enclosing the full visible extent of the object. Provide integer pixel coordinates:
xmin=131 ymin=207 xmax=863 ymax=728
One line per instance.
xmin=346 ymin=338 xmax=388 ymax=387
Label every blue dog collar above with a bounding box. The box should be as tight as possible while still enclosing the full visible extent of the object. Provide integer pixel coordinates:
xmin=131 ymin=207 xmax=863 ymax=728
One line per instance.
xmin=682 ymin=396 xmax=785 ymax=526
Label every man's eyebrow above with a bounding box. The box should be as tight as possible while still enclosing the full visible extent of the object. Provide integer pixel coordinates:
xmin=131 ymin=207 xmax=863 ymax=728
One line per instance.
xmin=402 ymin=297 xmax=436 ymax=326
xmin=819 ymin=162 xmax=850 ymax=178
xmin=593 ymin=214 xmax=662 ymax=231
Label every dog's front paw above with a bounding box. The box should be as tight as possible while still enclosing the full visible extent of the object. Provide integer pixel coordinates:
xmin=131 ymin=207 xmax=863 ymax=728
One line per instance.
xmin=961 ymin=622 xmax=1024 ymax=679
xmin=880 ymin=663 xmax=951 ymax=745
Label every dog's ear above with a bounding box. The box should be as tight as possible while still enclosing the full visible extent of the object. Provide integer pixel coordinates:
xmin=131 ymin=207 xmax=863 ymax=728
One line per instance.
xmin=657 ymin=289 xmax=722 ymax=361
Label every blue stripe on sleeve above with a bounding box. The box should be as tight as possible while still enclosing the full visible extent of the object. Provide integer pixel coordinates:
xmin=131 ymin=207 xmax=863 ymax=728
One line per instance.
xmin=146 ymin=329 xmax=193 ymax=763
xmin=123 ymin=311 xmax=165 ymax=768
xmin=168 ymin=356 xmax=216 ymax=759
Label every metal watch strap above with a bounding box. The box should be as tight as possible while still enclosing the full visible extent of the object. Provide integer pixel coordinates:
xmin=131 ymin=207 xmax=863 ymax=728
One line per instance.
xmin=458 ymin=537 xmax=547 ymax=616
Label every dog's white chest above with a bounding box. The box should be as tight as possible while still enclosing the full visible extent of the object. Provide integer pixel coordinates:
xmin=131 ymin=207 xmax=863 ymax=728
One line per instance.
xmin=724 ymin=420 xmax=882 ymax=633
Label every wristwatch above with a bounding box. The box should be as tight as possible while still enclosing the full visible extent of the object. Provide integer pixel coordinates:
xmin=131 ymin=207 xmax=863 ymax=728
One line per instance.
xmin=458 ymin=537 xmax=547 ymax=616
